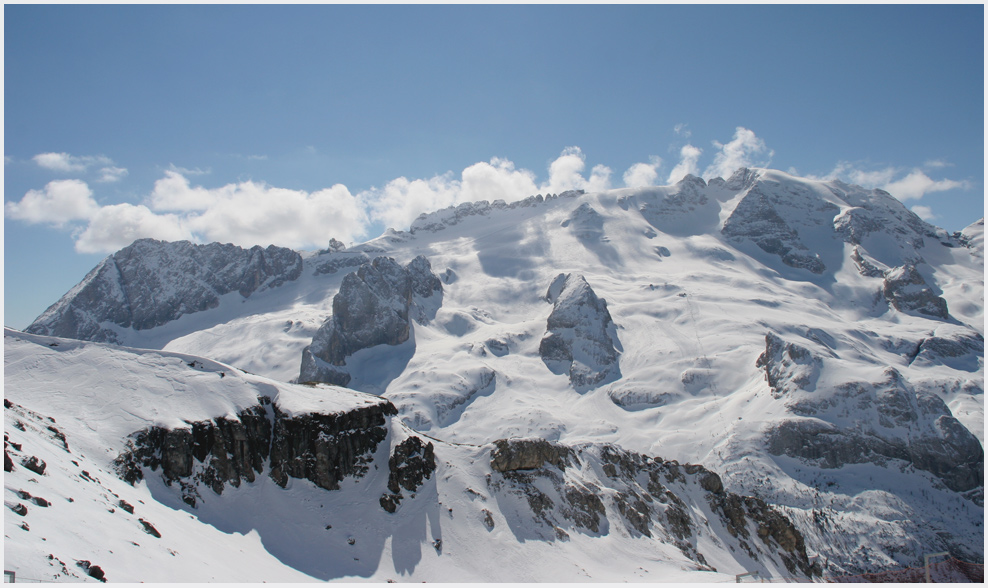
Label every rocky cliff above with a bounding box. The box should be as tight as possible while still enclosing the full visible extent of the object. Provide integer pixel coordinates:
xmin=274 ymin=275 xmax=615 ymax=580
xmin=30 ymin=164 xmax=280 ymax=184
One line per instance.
xmin=298 ymin=255 xmax=442 ymax=386
xmin=539 ymin=273 xmax=620 ymax=391
xmin=114 ymin=392 xmax=398 ymax=507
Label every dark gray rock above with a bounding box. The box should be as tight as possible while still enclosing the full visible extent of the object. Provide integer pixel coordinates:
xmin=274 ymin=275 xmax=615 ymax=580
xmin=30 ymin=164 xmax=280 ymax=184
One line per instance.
xmin=114 ymin=397 xmax=397 ymax=505
xmin=21 ymin=455 xmax=46 ymax=475
xmin=882 ymin=264 xmax=949 ymax=319
xmin=379 ymin=436 xmax=437 ymax=512
xmin=490 ymin=438 xmax=574 ymax=473
xmin=299 ymin=256 xmax=443 ymax=386
xmin=539 ymin=273 xmax=620 ymax=391
xmin=26 ymin=239 xmax=303 ymax=343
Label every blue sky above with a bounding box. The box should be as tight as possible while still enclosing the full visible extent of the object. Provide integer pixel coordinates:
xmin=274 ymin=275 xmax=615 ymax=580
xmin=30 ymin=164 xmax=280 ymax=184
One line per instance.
xmin=4 ymin=4 xmax=984 ymax=330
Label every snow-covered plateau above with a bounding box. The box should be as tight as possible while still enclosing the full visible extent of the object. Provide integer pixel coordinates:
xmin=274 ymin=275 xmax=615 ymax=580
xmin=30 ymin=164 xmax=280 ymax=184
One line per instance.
xmin=6 ymin=167 xmax=983 ymax=582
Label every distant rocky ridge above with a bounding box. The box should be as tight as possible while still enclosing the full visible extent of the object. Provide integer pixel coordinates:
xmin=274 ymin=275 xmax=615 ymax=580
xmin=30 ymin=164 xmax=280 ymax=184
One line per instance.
xmin=26 ymin=239 xmax=302 ymax=344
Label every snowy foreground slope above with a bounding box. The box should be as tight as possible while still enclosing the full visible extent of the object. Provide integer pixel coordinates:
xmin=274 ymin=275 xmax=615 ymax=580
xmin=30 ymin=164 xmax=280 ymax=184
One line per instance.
xmin=11 ymin=167 xmax=985 ymax=580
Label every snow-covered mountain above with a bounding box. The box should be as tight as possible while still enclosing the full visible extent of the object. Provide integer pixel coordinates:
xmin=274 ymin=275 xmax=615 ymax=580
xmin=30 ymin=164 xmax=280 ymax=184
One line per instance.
xmin=8 ymin=167 xmax=983 ymax=581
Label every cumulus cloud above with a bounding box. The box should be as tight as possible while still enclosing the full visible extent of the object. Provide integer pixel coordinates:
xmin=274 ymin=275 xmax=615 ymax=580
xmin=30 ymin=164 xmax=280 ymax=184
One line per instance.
xmin=363 ymin=174 xmax=460 ymax=234
xmin=818 ymin=162 xmax=969 ymax=202
xmin=460 ymin=157 xmax=539 ymax=204
xmin=75 ymin=204 xmax=190 ymax=254
xmin=33 ymin=152 xmax=115 ymax=173
xmin=146 ymin=174 xmax=370 ymax=250
xmin=4 ymin=179 xmax=100 ymax=226
xmin=539 ymin=146 xmax=612 ymax=194
xmin=702 ymin=127 xmax=774 ymax=180
xmin=910 ymin=205 xmax=937 ymax=221
xmin=667 ymin=144 xmax=703 ymax=184
xmin=150 ymin=170 xmax=217 ymax=211
xmin=622 ymin=156 xmax=663 ymax=188
xmin=883 ymin=170 xmax=967 ymax=201
xmin=363 ymin=149 xmax=618 ymax=231
xmin=11 ymin=147 xmax=633 ymax=253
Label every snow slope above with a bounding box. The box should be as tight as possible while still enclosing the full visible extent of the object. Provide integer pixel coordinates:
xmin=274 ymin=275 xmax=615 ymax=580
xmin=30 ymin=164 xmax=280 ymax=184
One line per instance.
xmin=10 ymin=167 xmax=984 ymax=578
xmin=6 ymin=329 xmax=811 ymax=582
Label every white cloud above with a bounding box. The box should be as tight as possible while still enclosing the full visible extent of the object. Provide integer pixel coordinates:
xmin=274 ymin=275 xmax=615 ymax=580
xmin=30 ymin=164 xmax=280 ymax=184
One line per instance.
xmin=539 ymin=146 xmax=612 ymax=194
xmin=364 ymin=174 xmax=460 ymax=231
xmin=667 ymin=144 xmax=703 ymax=184
xmin=168 ymin=163 xmax=211 ymax=176
xmin=674 ymin=123 xmax=692 ymax=139
xmin=910 ymin=205 xmax=937 ymax=221
xmin=883 ymin=170 xmax=967 ymax=201
xmin=923 ymin=159 xmax=951 ymax=169
xmin=702 ymin=127 xmax=774 ymax=180
xmin=33 ymin=152 xmax=113 ymax=173
xmin=622 ymin=156 xmax=663 ymax=188
xmin=150 ymin=170 xmax=217 ymax=211
xmin=185 ymin=182 xmax=368 ymax=250
xmin=97 ymin=166 xmax=128 ymax=183
xmin=819 ymin=162 xmax=969 ymax=202
xmin=74 ymin=204 xmax=190 ymax=254
xmin=460 ymin=157 xmax=539 ymax=204
xmin=4 ymin=179 xmax=100 ymax=226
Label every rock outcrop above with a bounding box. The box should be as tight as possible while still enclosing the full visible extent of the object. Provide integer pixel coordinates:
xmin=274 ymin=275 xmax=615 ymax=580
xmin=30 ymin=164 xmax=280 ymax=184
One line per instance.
xmin=771 ymin=367 xmax=983 ymax=495
xmin=721 ymin=184 xmax=831 ymax=274
xmin=538 ymin=273 xmax=620 ymax=391
xmin=26 ymin=239 xmax=303 ymax=343
xmin=379 ymin=436 xmax=437 ymax=513
xmin=756 ymin=332 xmax=823 ymax=397
xmin=298 ymin=256 xmax=443 ymax=386
xmin=634 ymin=174 xmax=720 ymax=237
xmin=882 ymin=263 xmax=949 ymax=319
xmin=487 ymin=438 xmax=817 ymax=578
xmin=114 ymin=395 xmax=398 ymax=507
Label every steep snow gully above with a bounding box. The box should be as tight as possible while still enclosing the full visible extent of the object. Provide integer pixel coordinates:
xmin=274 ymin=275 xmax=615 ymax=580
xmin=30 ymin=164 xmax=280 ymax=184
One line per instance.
xmin=7 ymin=167 xmax=984 ymax=582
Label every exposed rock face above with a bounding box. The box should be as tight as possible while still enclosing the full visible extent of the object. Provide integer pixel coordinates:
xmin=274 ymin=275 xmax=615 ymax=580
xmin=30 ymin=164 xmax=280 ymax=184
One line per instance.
xmin=721 ymin=185 xmax=831 ymax=274
xmin=379 ymin=436 xmax=437 ymax=513
xmin=490 ymin=438 xmax=574 ymax=473
xmin=487 ymin=439 xmax=816 ymax=578
xmin=770 ymin=367 xmax=983 ymax=495
xmin=850 ymin=246 xmax=887 ymax=278
xmin=911 ymin=328 xmax=984 ymax=372
xmin=756 ymin=332 xmax=823 ymax=397
xmin=26 ymin=239 xmax=303 ymax=343
xmin=268 ymin=403 xmax=393 ymax=491
xmin=635 ymin=174 xmax=720 ymax=237
xmin=299 ymin=256 xmax=443 ymax=386
xmin=538 ymin=273 xmax=620 ymax=391
xmin=882 ymin=264 xmax=949 ymax=319
xmin=114 ymin=396 xmax=398 ymax=507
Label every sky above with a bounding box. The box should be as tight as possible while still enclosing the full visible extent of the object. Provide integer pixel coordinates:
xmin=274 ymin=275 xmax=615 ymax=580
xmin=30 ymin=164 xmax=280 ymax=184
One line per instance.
xmin=3 ymin=3 xmax=984 ymax=330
